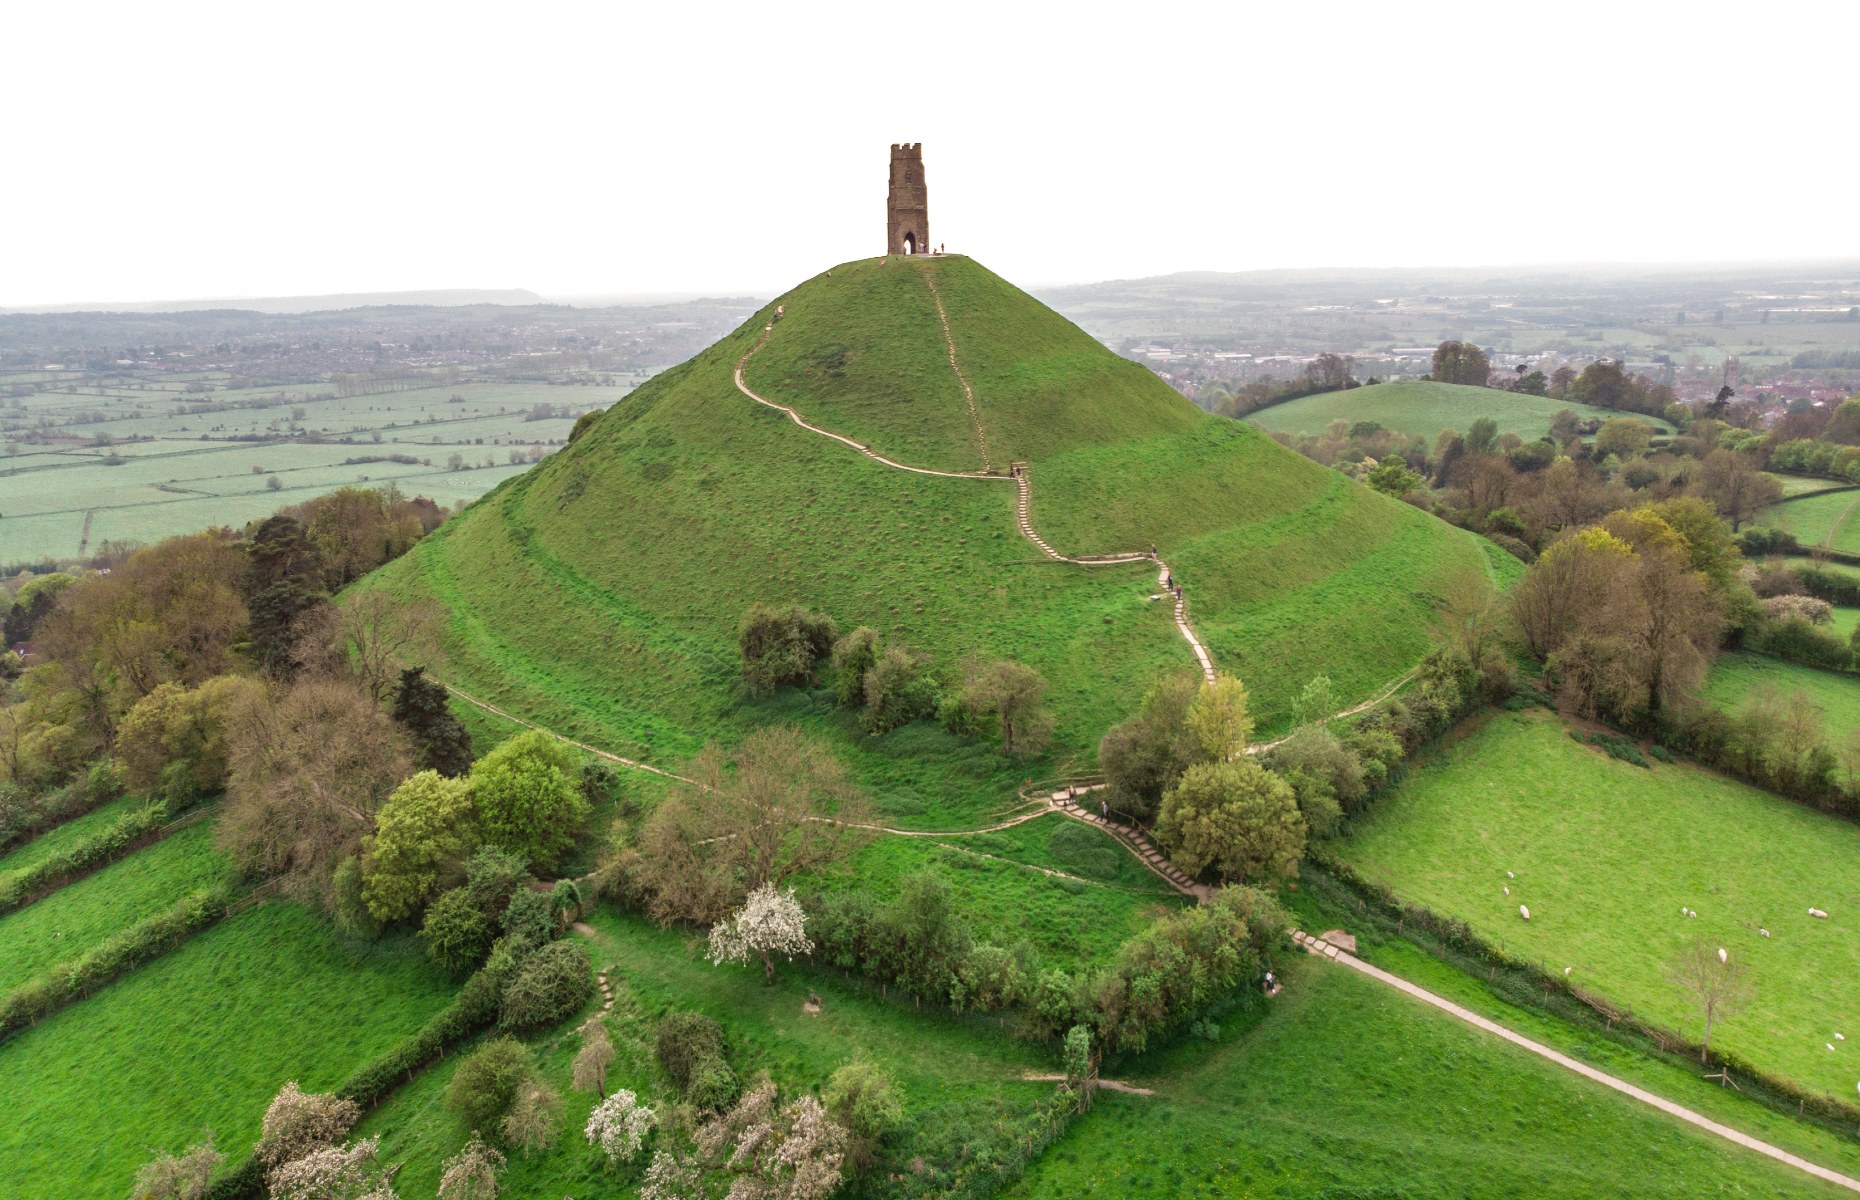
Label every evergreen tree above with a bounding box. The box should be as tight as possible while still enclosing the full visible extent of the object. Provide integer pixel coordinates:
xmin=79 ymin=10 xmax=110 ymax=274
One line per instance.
xmin=241 ymin=515 xmax=326 ymax=678
xmin=392 ymin=666 xmax=475 ymax=777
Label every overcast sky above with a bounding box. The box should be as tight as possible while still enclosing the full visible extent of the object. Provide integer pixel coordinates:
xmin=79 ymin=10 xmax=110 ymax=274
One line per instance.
xmin=4 ymin=0 xmax=1853 ymax=308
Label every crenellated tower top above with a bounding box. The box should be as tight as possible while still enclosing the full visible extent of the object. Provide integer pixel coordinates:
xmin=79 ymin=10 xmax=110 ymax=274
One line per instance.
xmin=886 ymin=144 xmax=929 ymax=256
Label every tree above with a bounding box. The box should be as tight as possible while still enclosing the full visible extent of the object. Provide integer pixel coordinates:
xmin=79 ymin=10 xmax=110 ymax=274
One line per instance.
xmin=266 ymin=1138 xmax=396 ymax=1200
xmin=1061 ymin=1025 xmax=1095 ymax=1112
xmin=638 ymin=726 xmax=871 ymax=925
xmin=694 ymin=1080 xmax=849 ymax=1200
xmin=1187 ymin=673 xmax=1253 ymax=762
xmin=1431 ymin=340 xmax=1491 ymax=387
xmin=822 ymin=1059 xmax=902 ymax=1173
xmin=114 ymin=674 xmax=265 ymax=799
xmin=828 ymin=627 xmax=879 ymax=707
xmin=1669 ymin=939 xmax=1754 ymax=1064
xmin=498 ymin=939 xmax=594 ymax=1030
xmin=585 ymin=1090 xmax=657 ymax=1167
xmin=240 ymin=516 xmax=325 ymax=679
xmin=1364 ymin=458 xmax=1423 ymax=497
xmin=1594 ymin=417 xmax=1654 ymax=460
xmin=859 ymin=644 xmax=937 ymax=734
xmin=1290 ymin=674 xmax=1337 ymax=729
xmin=1509 ymin=528 xmax=1635 ymax=661
xmin=1464 ymin=417 xmax=1500 ymax=456
xmin=220 ymin=679 xmax=413 ymax=909
xmin=501 ymin=1080 xmax=563 ymax=1155
xmin=470 ymin=730 xmax=587 ymax=871
xmin=739 ymin=603 xmax=837 ymax=695
xmin=448 ymin=1037 xmax=535 ymax=1137
xmin=2 ymin=572 xmax=73 ymax=646
xmin=1098 ymin=673 xmax=1198 ymax=820
xmin=391 ymin=666 xmax=473 ymax=777
xmin=133 ymin=1133 xmax=223 ymax=1200
xmin=421 ymin=886 xmax=496 ymax=975
xmin=1154 ymin=760 xmax=1306 ymax=883
xmin=1694 ymin=449 xmax=1782 ymax=531
xmin=255 ymin=1082 xmax=361 ymax=1169
xmin=317 ymin=591 xmax=442 ymax=706
xmin=957 ymin=659 xmax=1051 ymax=754
xmin=572 ymin=1016 xmax=615 ymax=1099
xmin=363 ymin=770 xmax=478 ymax=921
xmin=708 ymin=883 xmax=814 ymax=984
xmin=436 ymin=1135 xmax=505 ymax=1200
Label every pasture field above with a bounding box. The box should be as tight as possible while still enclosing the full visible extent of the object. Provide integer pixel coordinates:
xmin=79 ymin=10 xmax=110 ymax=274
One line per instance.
xmin=1245 ymin=378 xmax=1674 ymax=441
xmin=0 ymin=902 xmax=453 ymax=1199
xmin=1011 ymin=957 xmax=1852 ymax=1200
xmin=1758 ymin=489 xmax=1860 ymax=554
xmin=1771 ymin=473 xmax=1854 ymax=498
xmin=355 ymin=907 xmax=1054 ymax=1199
xmin=1702 ymin=652 xmax=1860 ymax=730
xmin=1340 ymin=708 xmax=1860 ymax=1098
xmin=0 ymin=376 xmax=648 ymax=562
xmin=0 ymin=817 xmax=224 ymax=991
xmin=0 ymin=793 xmax=141 ymax=877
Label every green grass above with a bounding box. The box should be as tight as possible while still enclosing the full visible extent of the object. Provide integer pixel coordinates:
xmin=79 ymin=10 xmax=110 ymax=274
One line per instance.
xmin=1703 ymin=651 xmax=1860 ymax=730
xmin=1770 ymin=473 xmax=1852 ymax=498
xmin=1246 ymin=378 xmax=1674 ymax=440
xmin=1340 ymin=708 xmax=1860 ymax=1098
xmin=0 ymin=793 xmax=142 ymax=879
xmin=356 ymin=906 xmax=1054 ymax=1198
xmin=0 ymin=902 xmax=454 ymax=1199
xmin=1759 ymin=489 xmax=1860 ymax=553
xmin=0 ymin=818 xmax=225 ymax=991
xmin=1012 ymin=957 xmax=1850 ymax=1199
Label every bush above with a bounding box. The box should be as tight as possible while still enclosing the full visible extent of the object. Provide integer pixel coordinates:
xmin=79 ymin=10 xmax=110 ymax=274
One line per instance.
xmin=501 ymin=888 xmax=556 ymax=952
xmin=421 ymin=887 xmax=496 ymax=976
xmin=497 ymin=939 xmax=592 ymax=1031
xmin=548 ymin=879 xmax=582 ymax=925
xmin=654 ymin=1011 xmax=727 ymax=1093
xmin=1751 ymin=615 xmax=1853 ymax=672
xmin=687 ymin=1056 xmax=740 ymax=1114
xmin=861 ymin=645 xmax=939 ymax=734
xmin=446 ymin=1037 xmax=534 ymax=1136
xmin=739 ymin=602 xmax=837 ymax=694
xmin=824 ymin=1059 xmax=903 ymax=1172
xmin=579 ymin=762 xmax=629 ymax=815
xmin=829 ymin=626 xmax=880 ymax=707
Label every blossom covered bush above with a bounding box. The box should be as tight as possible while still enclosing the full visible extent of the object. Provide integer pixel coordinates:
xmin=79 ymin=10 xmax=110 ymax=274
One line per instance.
xmin=707 ymin=883 xmax=812 ymax=984
xmin=585 ymin=1089 xmax=657 ymax=1166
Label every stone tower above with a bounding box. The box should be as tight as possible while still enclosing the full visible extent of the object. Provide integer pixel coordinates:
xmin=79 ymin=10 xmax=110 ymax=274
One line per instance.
xmin=886 ymin=143 xmax=929 ymax=256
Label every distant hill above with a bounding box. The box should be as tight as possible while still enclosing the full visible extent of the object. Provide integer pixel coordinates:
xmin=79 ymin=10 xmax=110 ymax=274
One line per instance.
xmin=1246 ymin=379 xmax=1675 ymax=441
xmin=0 ymin=288 xmax=549 ymax=315
xmin=365 ymin=255 xmax=1501 ymax=804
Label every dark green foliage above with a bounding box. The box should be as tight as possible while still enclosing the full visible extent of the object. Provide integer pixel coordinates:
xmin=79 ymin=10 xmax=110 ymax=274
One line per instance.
xmin=3 ymin=572 xmax=74 ymax=645
xmin=420 ymin=887 xmax=495 ymax=976
xmin=0 ymin=802 xmax=168 ymax=915
xmin=654 ymin=1010 xmax=735 ymax=1107
xmin=688 ymin=1057 xmax=741 ymax=1114
xmin=500 ymin=888 xmax=555 ymax=952
xmin=1796 ymin=565 xmax=1860 ymax=608
xmin=1431 ymin=340 xmax=1490 ymax=388
xmin=496 ymin=939 xmax=592 ymax=1031
xmin=738 ymin=602 xmax=837 ymax=695
xmin=1572 ymin=730 xmax=1650 ymax=767
xmin=1749 ymin=615 xmax=1853 ymax=672
xmin=464 ymin=847 xmax=532 ymax=916
xmin=547 ymin=879 xmax=582 ymax=924
xmin=1044 ymin=822 xmax=1123 ymax=881
xmin=0 ymin=884 xmax=234 ymax=1043
xmin=446 ymin=1036 xmax=534 ymax=1136
xmin=860 ymin=644 xmax=938 ymax=734
xmin=391 ymin=667 xmax=474 ymax=777
xmin=240 ymin=515 xmax=326 ymax=678
xmin=830 ymin=626 xmax=880 ymax=707
xmin=578 ymin=762 xmax=628 ymax=815
xmin=1098 ymin=674 xmax=1197 ymax=821
xmin=1737 ymin=527 xmax=1801 ymax=557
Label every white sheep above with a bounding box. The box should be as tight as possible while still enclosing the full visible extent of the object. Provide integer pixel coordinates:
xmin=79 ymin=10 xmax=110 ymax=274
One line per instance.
xmin=1519 ymin=905 xmax=1531 ymax=921
xmin=1760 ymin=928 xmax=1771 ymax=937
xmin=1838 ymin=1033 xmax=1846 ymax=1041
xmin=1830 ymin=1044 xmax=1837 ymax=1052
xmin=1564 ymin=966 xmax=1573 ymax=976
xmin=1717 ymin=948 xmax=1728 ymax=964
xmin=1504 ymin=886 xmax=1511 ymax=896
xmin=1507 ymin=871 xmax=1515 ymax=879
xmin=1810 ymin=908 xmax=1830 ymax=919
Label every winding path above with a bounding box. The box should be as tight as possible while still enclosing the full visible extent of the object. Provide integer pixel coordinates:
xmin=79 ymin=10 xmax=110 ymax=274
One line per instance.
xmin=1290 ymin=931 xmax=1860 ymax=1196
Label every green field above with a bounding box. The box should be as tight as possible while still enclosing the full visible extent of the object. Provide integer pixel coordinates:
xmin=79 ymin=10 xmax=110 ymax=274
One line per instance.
xmin=0 ymin=817 xmax=224 ymax=991
xmin=355 ymin=906 xmax=1054 ymax=1198
xmin=1245 ymin=379 xmax=1675 ymax=441
xmin=1758 ymin=489 xmax=1860 ymax=554
xmin=1340 ymin=708 xmax=1860 ymax=1098
xmin=1012 ymin=957 xmax=1850 ymax=1199
xmin=1703 ymin=651 xmax=1860 ymax=730
xmin=1770 ymin=474 xmax=1853 ymax=499
xmin=0 ymin=378 xmax=652 ymax=562
xmin=0 ymin=793 xmax=142 ymax=879
xmin=0 ymin=901 xmax=453 ymax=1199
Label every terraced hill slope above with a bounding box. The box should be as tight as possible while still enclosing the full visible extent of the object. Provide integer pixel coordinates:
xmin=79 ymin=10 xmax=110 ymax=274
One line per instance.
xmin=368 ymin=255 xmax=1499 ymax=800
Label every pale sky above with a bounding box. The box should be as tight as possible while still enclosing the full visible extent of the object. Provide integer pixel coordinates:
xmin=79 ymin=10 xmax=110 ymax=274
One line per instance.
xmin=4 ymin=0 xmax=1854 ymax=308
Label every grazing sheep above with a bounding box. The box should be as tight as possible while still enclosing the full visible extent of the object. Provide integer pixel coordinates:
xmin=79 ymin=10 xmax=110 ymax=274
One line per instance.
xmin=1839 ymin=1033 xmax=1847 ymax=1041
xmin=1810 ymin=908 xmax=1830 ymax=919
xmin=1760 ymin=928 xmax=1771 ymax=937
xmin=1504 ymin=886 xmax=1511 ymax=896
xmin=1564 ymin=967 xmax=1573 ymax=976
xmin=1830 ymin=1044 xmax=1837 ymax=1052
xmin=1519 ymin=905 xmax=1531 ymax=921
xmin=1718 ymin=948 xmax=1728 ymax=964
xmin=1507 ymin=871 xmax=1515 ymax=879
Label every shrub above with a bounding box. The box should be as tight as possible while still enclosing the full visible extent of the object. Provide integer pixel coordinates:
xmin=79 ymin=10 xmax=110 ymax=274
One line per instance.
xmin=501 ymin=1080 xmax=564 ymax=1155
xmin=446 ymin=1037 xmax=534 ymax=1137
xmin=579 ymin=762 xmax=629 ymax=815
xmin=1761 ymin=594 xmax=1834 ymax=625
xmin=824 ymin=1058 xmax=902 ymax=1172
xmin=501 ymin=888 xmax=556 ymax=952
xmin=654 ymin=1011 xmax=727 ymax=1092
xmin=1752 ymin=615 xmax=1854 ymax=672
xmin=861 ymin=644 xmax=939 ymax=734
xmin=829 ymin=626 xmax=880 ymax=707
xmin=471 ymin=731 xmax=588 ymax=871
xmin=497 ymin=939 xmax=593 ymax=1031
xmin=255 ymin=1082 xmax=360 ymax=1168
xmin=421 ymin=887 xmax=496 ymax=976
xmin=687 ymin=1056 xmax=741 ymax=1114
xmin=548 ymin=878 xmax=583 ymax=925
xmin=739 ymin=602 xmax=836 ymax=694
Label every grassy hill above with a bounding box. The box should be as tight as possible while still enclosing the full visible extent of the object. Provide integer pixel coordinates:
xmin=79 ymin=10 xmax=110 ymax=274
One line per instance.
xmin=1340 ymin=707 xmax=1860 ymax=1098
xmin=1248 ymin=378 xmax=1674 ymax=441
xmin=368 ymin=254 xmax=1494 ymax=800
xmin=1758 ymin=488 xmax=1860 ymax=553
xmin=1703 ymin=652 xmax=1860 ymax=730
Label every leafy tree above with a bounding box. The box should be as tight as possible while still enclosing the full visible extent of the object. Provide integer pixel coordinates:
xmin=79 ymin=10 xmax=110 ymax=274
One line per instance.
xmin=739 ymin=603 xmax=837 ymax=694
xmin=115 ymin=674 xmax=265 ymax=798
xmin=1290 ymin=674 xmax=1336 ymax=729
xmin=1694 ymin=449 xmax=1782 ymax=532
xmin=422 ymin=886 xmax=496 ymax=975
xmin=1155 ymin=760 xmax=1306 ymax=883
xmin=1098 ymin=672 xmax=1198 ymax=820
xmin=447 ymin=1037 xmax=535 ymax=1137
xmin=828 ymin=627 xmax=879 ymax=706
xmin=638 ymin=726 xmax=870 ymax=925
xmin=471 ymin=730 xmax=587 ymax=871
xmin=1187 ymin=673 xmax=1253 ymax=762
xmin=708 ymin=883 xmax=813 ymax=984
xmin=1594 ymin=417 xmax=1655 ymax=460
xmin=1464 ymin=417 xmax=1499 ymax=456
xmin=1431 ymin=340 xmax=1490 ymax=386
xmin=220 ymin=679 xmax=413 ymax=909
xmin=363 ymin=770 xmax=478 ymax=921
xmin=957 ymin=658 xmax=1051 ymax=754
xmin=391 ymin=666 xmax=474 ymax=777
xmin=822 ymin=1059 xmax=902 ymax=1173
xmin=1516 ymin=370 xmax=1548 ymax=396
xmin=860 ymin=644 xmax=937 ymax=734
xmin=1364 ymin=458 xmax=1423 ymax=496
xmin=241 ymin=516 xmax=325 ymax=678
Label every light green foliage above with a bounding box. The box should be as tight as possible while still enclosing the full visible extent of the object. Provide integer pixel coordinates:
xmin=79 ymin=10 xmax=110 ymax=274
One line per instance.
xmin=828 ymin=626 xmax=879 ymax=707
xmin=1364 ymin=457 xmax=1424 ymax=497
xmin=822 ymin=1057 xmax=904 ymax=1146
xmin=1155 ymin=760 xmax=1305 ymax=883
xmin=363 ymin=770 xmax=478 ymax=922
xmin=0 ymin=903 xmax=449 ymax=1200
xmin=1186 ymin=674 xmax=1252 ymax=762
xmin=446 ymin=1036 xmax=536 ymax=1138
xmin=1290 ymin=674 xmax=1336 ymax=730
xmin=1594 ymin=417 xmax=1656 ymax=459
xmin=1343 ymin=709 xmax=1860 ymax=1095
xmin=470 ymin=731 xmax=587 ymax=871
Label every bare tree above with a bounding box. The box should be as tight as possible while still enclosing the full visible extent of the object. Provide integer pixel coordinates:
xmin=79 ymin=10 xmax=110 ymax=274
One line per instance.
xmin=1669 ymin=940 xmax=1754 ymax=1066
xmin=297 ymin=591 xmax=442 ymax=705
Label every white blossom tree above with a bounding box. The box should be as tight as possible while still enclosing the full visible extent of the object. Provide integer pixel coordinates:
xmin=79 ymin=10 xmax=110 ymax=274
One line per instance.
xmin=638 ymin=1150 xmax=704 ymax=1200
xmin=695 ymin=1078 xmax=849 ymax=1200
xmin=436 ymin=1134 xmax=505 ymax=1200
xmin=256 ymin=1082 xmax=361 ymax=1169
xmin=707 ymin=884 xmax=813 ymax=984
xmin=267 ymin=1137 xmax=397 ymax=1200
xmin=133 ymin=1133 xmax=223 ymax=1200
xmin=584 ymin=1089 xmax=658 ymax=1166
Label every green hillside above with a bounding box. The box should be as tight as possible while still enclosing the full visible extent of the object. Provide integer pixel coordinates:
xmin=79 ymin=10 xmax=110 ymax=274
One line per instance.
xmin=368 ymin=254 xmax=1492 ymax=793
xmin=1248 ymin=378 xmax=1674 ymax=440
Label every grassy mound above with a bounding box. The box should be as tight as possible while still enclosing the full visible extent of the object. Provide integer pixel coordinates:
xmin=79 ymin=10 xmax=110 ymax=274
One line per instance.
xmin=368 ymin=254 xmax=1491 ymax=793
xmin=1248 ymin=378 xmax=1674 ymax=441
xmin=1339 ymin=708 xmax=1860 ymax=1096
xmin=1014 ymin=957 xmax=1856 ymax=1199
